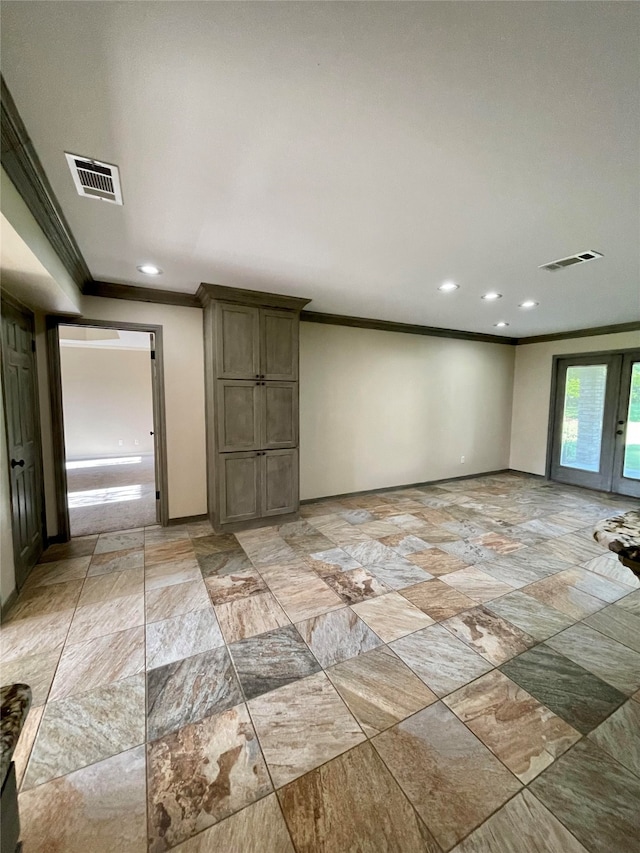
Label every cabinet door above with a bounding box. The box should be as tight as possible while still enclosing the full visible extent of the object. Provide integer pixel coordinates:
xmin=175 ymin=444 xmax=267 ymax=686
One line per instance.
xmin=219 ymin=452 xmax=261 ymax=524
xmin=260 ymin=308 xmax=298 ymax=380
xmin=217 ymin=381 xmax=261 ymax=451
xmin=262 ymin=382 xmax=298 ymax=448
xmin=215 ymin=303 xmax=260 ymax=378
xmin=261 ymin=449 xmax=298 ymax=516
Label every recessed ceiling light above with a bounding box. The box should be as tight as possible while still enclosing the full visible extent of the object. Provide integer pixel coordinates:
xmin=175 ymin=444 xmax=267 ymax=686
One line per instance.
xmin=481 ymin=292 xmax=502 ymax=301
xmin=519 ymin=300 xmax=539 ymax=309
xmin=137 ymin=264 xmax=163 ymax=276
xmin=438 ymin=281 xmax=459 ymax=292
xmin=494 ymin=321 xmax=510 ymax=328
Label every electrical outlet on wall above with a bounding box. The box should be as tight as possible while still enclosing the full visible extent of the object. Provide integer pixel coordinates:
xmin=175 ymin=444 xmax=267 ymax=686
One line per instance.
xmin=460 ymin=455 xmax=465 ymax=463
xmin=134 ymin=439 xmax=139 ymax=446
xmin=118 ymin=439 xmax=124 ymax=446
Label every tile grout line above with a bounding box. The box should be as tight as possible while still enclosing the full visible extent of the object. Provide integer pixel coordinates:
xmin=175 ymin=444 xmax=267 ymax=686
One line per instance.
xmin=9 ymin=476 xmax=637 ymax=850
xmin=17 ymin=535 xmax=98 ymax=793
xmin=221 ymin=525 xmax=551 ymax=849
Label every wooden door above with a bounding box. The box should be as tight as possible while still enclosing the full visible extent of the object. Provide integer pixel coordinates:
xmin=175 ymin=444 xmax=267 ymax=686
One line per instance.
xmin=262 ymin=382 xmax=298 ymax=448
xmin=261 ymin=449 xmax=298 ymax=516
xmin=218 ymin=451 xmax=261 ymax=523
xmin=217 ymin=381 xmax=261 ymax=451
xmin=1 ymin=299 xmax=45 ymax=587
xmin=215 ymin=303 xmax=260 ymax=379
xmin=260 ymin=308 xmax=297 ymax=380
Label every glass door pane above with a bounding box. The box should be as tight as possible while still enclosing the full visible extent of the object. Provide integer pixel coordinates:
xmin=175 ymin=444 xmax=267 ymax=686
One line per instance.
xmin=623 ymin=362 xmax=640 ymax=480
xmin=612 ymin=353 xmax=640 ymax=498
xmin=559 ymin=364 xmax=608 ymax=472
xmin=550 ymin=354 xmax=619 ymax=492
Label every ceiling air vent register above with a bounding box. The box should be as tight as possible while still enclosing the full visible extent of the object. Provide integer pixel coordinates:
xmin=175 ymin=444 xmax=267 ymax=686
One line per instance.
xmin=539 ymin=251 xmax=603 ymax=272
xmin=65 ymin=153 xmax=123 ymax=205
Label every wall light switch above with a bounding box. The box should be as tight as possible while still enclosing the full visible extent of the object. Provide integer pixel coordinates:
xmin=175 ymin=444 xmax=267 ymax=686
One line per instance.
xmin=118 ymin=439 xmax=124 ymax=446
xmin=460 ymin=455 xmax=465 ymax=463
xmin=134 ymin=439 xmax=139 ymax=445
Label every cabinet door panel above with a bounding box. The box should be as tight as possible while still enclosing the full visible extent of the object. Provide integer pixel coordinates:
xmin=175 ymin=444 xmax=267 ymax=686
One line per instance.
xmin=262 ymin=449 xmax=298 ymax=516
xmin=217 ymin=381 xmax=260 ymax=451
xmin=219 ymin=452 xmax=260 ymax=523
xmin=262 ymin=383 xmax=298 ymax=448
xmin=261 ymin=309 xmax=297 ymax=380
xmin=215 ymin=303 xmax=260 ymax=378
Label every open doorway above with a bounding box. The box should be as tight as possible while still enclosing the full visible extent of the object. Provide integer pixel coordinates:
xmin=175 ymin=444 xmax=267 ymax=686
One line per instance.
xmin=59 ymin=326 xmax=156 ymax=535
xmin=48 ymin=318 xmax=169 ymax=540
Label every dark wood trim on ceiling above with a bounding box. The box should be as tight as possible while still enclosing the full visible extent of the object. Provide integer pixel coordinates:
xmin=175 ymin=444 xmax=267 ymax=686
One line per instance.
xmin=79 ymin=289 xmax=640 ymax=348
xmin=4 ymin=79 xmax=636 ymax=346
xmin=515 ymin=321 xmax=640 ymax=345
xmin=197 ymin=282 xmax=312 ymax=311
xmin=85 ymin=280 xmax=200 ymax=308
xmin=1 ymin=74 xmax=92 ymax=291
xmin=300 ymin=310 xmax=518 ymax=345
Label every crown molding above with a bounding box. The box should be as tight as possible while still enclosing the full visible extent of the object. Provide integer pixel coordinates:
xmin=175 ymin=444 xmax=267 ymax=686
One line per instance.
xmin=198 ymin=282 xmax=312 ymax=311
xmin=85 ymin=280 xmax=200 ymax=308
xmin=3 ymin=80 xmax=636 ymax=342
xmin=1 ymin=74 xmax=92 ymax=291
xmin=515 ymin=321 xmax=640 ymax=345
xmin=300 ymin=310 xmax=518 ymax=345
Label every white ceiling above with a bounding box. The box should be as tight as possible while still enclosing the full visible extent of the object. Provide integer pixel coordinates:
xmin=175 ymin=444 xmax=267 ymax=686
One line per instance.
xmin=1 ymin=1 xmax=639 ymax=337
xmin=59 ymin=326 xmax=151 ymax=351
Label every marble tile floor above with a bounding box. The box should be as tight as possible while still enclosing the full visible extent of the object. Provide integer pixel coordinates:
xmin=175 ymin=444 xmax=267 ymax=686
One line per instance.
xmin=1 ymin=472 xmax=640 ymax=852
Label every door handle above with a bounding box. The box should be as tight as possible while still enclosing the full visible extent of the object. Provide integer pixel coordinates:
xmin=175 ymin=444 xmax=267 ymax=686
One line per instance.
xmin=11 ymin=459 xmax=25 ymax=468
xmin=616 ymin=430 xmax=624 ymax=435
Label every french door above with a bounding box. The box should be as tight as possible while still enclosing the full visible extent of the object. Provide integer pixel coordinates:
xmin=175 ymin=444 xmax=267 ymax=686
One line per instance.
xmin=549 ymin=350 xmax=640 ymax=498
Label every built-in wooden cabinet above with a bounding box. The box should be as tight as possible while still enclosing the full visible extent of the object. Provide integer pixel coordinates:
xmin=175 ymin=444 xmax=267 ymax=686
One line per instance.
xmin=219 ymin=448 xmax=299 ymax=525
xmin=261 ymin=309 xmax=298 ymax=380
xmin=199 ymin=284 xmax=310 ymax=532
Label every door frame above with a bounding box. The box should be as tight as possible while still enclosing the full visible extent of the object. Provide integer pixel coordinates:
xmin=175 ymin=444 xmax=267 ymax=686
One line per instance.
xmin=46 ymin=316 xmax=170 ymax=540
xmin=1 ymin=293 xmax=47 ymax=585
xmin=546 ymin=347 xmax=640 ymax=493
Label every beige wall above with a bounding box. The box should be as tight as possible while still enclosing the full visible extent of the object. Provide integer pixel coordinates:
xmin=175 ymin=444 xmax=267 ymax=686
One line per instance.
xmin=299 ymin=322 xmax=515 ymax=499
xmin=1 ymin=168 xmax=82 ymax=315
xmin=509 ymin=330 xmax=640 ymax=475
xmin=60 ymin=345 xmax=154 ymax=459
xmin=53 ymin=296 xmax=208 ymax=521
